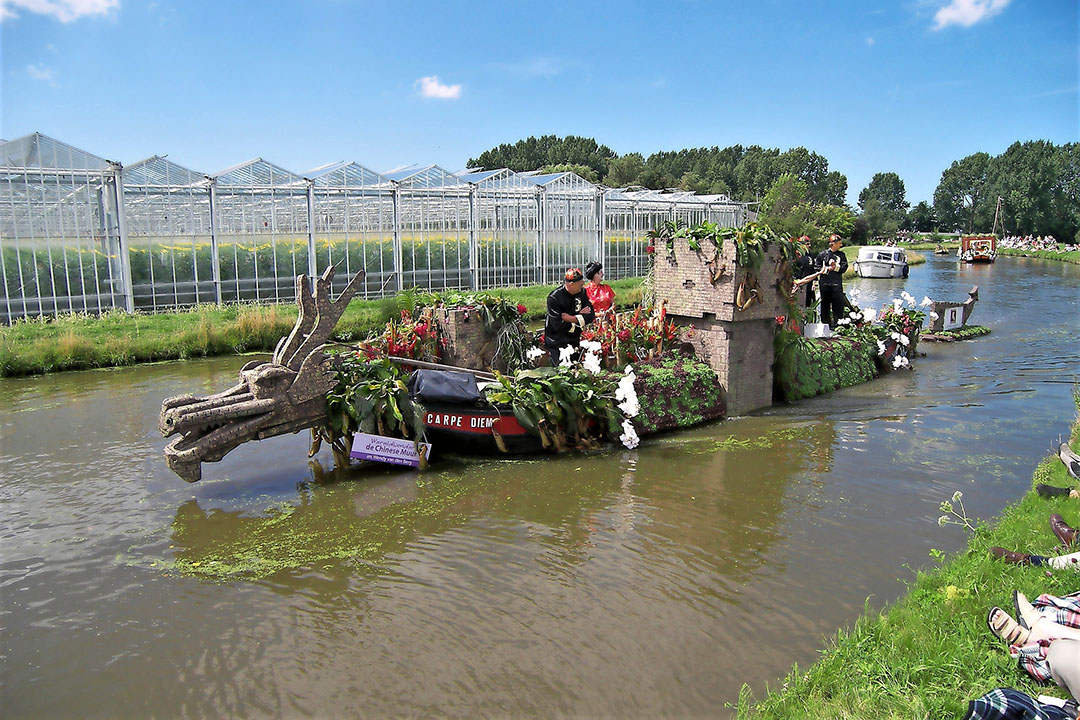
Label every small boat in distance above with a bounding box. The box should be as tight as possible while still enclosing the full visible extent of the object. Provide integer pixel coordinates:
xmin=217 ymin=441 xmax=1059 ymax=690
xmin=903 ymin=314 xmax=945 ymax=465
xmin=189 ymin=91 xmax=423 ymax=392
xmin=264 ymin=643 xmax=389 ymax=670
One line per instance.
xmin=959 ymin=234 xmax=997 ymax=263
xmin=934 ymin=244 xmax=949 ymax=255
xmin=852 ymin=245 xmax=910 ymax=278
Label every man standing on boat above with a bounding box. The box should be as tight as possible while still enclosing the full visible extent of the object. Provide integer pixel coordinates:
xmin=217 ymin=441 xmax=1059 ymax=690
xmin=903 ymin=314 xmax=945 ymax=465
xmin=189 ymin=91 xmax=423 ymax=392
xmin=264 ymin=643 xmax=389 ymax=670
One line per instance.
xmin=544 ymin=267 xmax=594 ymax=365
xmin=816 ymin=234 xmax=848 ymax=329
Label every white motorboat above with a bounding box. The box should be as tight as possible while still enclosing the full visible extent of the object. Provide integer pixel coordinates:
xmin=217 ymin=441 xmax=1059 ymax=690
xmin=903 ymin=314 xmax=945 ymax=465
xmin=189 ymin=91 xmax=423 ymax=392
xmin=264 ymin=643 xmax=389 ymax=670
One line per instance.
xmin=852 ymin=246 xmax=909 ymax=279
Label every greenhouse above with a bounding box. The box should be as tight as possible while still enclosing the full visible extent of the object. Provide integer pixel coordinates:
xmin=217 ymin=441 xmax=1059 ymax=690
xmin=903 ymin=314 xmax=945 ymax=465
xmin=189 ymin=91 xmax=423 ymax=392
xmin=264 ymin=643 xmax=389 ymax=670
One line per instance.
xmin=0 ymin=132 xmax=747 ymax=322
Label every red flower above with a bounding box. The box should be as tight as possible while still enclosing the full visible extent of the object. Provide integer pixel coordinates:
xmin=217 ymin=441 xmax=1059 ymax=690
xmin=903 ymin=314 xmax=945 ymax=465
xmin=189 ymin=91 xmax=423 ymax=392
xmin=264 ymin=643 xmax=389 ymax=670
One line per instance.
xmin=517 ymin=303 xmax=527 ymax=315
xmin=645 ymin=245 xmax=655 ymax=254
xmin=617 ymin=329 xmax=631 ymax=342
xmin=775 ymin=315 xmax=786 ymax=326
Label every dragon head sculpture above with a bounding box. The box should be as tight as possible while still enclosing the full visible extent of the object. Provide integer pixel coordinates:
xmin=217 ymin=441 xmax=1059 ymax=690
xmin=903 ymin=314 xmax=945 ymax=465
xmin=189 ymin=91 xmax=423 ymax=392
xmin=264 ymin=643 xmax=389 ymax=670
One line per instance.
xmin=160 ymin=267 xmax=363 ymax=482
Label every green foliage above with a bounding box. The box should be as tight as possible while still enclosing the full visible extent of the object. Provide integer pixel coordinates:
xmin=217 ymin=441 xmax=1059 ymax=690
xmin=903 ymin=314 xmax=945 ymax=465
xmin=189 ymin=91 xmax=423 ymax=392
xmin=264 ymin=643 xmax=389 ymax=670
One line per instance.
xmin=929 ymin=325 xmax=991 ymax=340
xmin=632 ymin=355 xmax=725 ymax=433
xmin=0 ymin=278 xmax=645 ymax=377
xmin=760 ymin=174 xmax=855 ymax=249
xmin=858 ymin=172 xmax=910 ymax=221
xmin=603 ymin=152 xmax=645 ymax=187
xmin=773 ymin=332 xmax=877 ymax=403
xmin=466 ymin=135 xmax=617 ymax=181
xmin=483 ymin=366 xmax=626 ymax=452
xmin=934 ymin=152 xmax=992 ymax=233
xmin=326 ymin=355 xmax=425 ymax=441
xmin=907 ymin=200 xmax=937 ymax=232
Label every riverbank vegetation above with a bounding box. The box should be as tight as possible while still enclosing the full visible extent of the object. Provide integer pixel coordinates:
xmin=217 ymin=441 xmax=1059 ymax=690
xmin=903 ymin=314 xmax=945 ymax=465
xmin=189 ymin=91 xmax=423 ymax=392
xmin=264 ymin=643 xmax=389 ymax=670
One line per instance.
xmin=737 ymin=396 xmax=1080 ymax=718
xmin=998 ymin=247 xmax=1080 ymax=264
xmin=0 ymin=278 xmax=644 ymax=377
xmin=468 ymin=136 xmax=1079 ymax=244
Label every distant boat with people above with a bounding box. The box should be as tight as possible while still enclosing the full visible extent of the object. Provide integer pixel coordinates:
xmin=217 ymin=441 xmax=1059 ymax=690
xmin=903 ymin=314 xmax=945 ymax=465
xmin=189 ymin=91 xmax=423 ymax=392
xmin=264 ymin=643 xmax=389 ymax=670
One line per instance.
xmin=959 ymin=235 xmax=997 ymax=263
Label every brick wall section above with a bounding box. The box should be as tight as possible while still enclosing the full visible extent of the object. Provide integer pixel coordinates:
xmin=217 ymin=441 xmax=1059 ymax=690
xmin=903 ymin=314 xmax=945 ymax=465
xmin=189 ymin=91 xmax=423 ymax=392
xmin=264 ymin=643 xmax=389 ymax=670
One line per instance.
xmin=656 ymin=240 xmax=789 ymax=415
xmin=437 ymin=308 xmax=498 ymax=370
xmin=656 ymin=238 xmax=788 ymax=322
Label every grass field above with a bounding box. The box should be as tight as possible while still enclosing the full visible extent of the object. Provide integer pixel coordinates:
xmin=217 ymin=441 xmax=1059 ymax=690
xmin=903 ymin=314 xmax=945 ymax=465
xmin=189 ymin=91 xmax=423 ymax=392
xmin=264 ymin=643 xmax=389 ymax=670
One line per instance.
xmin=0 ymin=277 xmax=644 ymax=376
xmin=738 ymin=399 xmax=1080 ymax=719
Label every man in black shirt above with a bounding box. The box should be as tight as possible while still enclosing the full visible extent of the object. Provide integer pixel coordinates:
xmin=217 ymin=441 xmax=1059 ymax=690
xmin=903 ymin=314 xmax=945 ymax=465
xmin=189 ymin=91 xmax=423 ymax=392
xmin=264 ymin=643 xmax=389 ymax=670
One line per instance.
xmin=816 ymin=234 xmax=848 ymax=329
xmin=544 ymin=267 xmax=593 ymax=365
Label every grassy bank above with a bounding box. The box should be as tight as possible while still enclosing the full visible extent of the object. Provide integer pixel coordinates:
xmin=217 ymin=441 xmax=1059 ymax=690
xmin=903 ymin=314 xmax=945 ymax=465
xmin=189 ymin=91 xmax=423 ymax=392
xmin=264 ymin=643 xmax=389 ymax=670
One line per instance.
xmin=998 ymin=248 xmax=1080 ymax=264
xmin=0 ymin=278 xmax=644 ymax=377
xmin=738 ymin=396 xmax=1080 ymax=718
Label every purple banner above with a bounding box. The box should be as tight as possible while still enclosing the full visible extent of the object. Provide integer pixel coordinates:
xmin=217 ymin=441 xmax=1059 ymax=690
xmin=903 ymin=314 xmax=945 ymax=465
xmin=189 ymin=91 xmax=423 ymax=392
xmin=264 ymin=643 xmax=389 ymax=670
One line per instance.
xmin=350 ymin=433 xmax=431 ymax=468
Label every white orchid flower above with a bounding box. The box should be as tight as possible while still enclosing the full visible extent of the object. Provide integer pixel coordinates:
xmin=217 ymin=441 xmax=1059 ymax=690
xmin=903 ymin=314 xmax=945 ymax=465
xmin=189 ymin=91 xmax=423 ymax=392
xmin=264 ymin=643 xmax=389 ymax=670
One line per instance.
xmin=619 ymin=419 xmax=640 ymax=449
xmin=921 ymin=296 xmax=933 ymax=307
xmin=526 ymin=346 xmax=544 ymax=361
xmin=863 ymin=308 xmax=877 ymax=322
xmin=582 ymin=351 xmax=602 ymax=374
xmin=929 ymin=311 xmax=939 ymax=320
xmin=899 ymin=334 xmax=910 ymax=346
xmin=558 ymin=345 xmax=574 ymax=367
xmin=876 ymin=340 xmax=887 ymax=356
xmin=892 ymin=299 xmax=904 ymax=311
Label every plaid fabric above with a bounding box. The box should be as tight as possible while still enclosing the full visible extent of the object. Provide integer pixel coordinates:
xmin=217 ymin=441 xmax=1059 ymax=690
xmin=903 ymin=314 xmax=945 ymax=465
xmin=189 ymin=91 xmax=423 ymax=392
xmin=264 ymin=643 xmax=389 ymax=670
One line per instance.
xmin=1033 ymin=592 xmax=1080 ymax=629
xmin=962 ymin=688 xmax=1071 ymax=720
xmin=1014 ymin=592 xmax=1080 ymax=683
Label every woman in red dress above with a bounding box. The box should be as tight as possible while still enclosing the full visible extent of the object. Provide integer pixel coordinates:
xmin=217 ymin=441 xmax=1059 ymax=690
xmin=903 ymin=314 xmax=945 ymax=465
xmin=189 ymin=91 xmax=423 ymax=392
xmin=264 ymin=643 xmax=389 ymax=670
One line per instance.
xmin=584 ymin=261 xmax=615 ymax=314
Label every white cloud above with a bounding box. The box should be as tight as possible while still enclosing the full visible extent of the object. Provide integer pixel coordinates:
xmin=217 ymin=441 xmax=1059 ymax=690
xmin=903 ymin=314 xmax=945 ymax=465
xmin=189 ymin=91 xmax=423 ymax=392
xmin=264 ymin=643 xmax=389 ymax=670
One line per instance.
xmin=865 ymin=36 xmax=875 ymax=46
xmin=1 ymin=0 xmax=118 ymax=23
xmin=415 ymin=75 xmax=461 ymax=100
xmin=932 ymin=0 xmax=1011 ymax=30
xmin=26 ymin=63 xmax=56 ymax=84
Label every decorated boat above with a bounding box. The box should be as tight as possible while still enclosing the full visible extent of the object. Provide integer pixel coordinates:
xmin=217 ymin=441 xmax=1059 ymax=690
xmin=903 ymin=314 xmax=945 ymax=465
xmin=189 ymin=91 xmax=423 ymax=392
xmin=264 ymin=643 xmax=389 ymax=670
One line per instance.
xmin=160 ymin=266 xmax=728 ymax=482
xmin=852 ymin=245 xmax=909 ymax=278
xmin=959 ymin=234 xmax=997 ymax=263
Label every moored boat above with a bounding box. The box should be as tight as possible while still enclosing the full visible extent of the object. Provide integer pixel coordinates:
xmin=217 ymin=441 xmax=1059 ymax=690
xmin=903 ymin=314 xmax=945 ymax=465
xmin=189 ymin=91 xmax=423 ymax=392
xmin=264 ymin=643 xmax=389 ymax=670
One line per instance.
xmin=959 ymin=235 xmax=997 ymax=263
xmin=852 ymin=246 xmax=909 ymax=278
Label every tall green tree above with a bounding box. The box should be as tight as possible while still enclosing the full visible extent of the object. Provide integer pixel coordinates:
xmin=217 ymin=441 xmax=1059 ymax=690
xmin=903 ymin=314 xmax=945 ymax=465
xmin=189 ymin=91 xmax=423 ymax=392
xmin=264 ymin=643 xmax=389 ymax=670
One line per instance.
xmin=858 ymin=172 xmax=909 ymax=228
xmin=907 ymin=201 xmax=936 ymax=232
xmin=985 ymin=140 xmax=1076 ymax=238
xmin=603 ymin=152 xmax=644 ymax=187
xmin=933 ymin=152 xmax=991 ymax=233
xmin=467 ymin=135 xmax=616 ymax=180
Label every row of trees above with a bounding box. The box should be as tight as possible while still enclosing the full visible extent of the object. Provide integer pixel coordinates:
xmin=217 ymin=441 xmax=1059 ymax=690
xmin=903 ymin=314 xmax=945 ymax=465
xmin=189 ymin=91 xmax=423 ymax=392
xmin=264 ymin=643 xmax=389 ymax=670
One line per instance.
xmin=467 ymin=137 xmax=847 ymax=206
xmin=468 ymin=137 xmax=1080 ymax=243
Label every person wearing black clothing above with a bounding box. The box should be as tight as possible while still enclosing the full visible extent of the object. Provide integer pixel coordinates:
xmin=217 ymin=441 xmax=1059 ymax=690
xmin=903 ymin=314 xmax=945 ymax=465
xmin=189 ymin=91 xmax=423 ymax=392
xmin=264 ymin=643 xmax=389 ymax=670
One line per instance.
xmin=792 ymin=236 xmax=818 ymax=309
xmin=544 ymin=267 xmax=594 ymax=364
xmin=816 ymin=234 xmax=848 ymax=329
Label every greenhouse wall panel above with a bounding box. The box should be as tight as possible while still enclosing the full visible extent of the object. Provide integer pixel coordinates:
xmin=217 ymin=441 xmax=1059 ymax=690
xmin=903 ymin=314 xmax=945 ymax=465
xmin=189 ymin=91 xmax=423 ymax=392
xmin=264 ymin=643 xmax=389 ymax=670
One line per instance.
xmin=1 ymin=134 xmax=747 ymax=322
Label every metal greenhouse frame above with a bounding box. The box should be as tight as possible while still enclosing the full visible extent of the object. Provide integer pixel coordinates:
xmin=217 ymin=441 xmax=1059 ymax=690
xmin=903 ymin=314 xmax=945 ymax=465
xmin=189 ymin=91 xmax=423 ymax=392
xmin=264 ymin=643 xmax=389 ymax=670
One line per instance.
xmin=0 ymin=132 xmax=747 ymax=322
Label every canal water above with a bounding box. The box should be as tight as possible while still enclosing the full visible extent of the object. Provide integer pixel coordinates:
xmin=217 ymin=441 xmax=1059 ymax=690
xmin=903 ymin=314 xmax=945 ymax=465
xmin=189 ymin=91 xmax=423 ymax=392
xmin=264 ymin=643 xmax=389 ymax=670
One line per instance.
xmin=2 ymin=255 xmax=1078 ymax=718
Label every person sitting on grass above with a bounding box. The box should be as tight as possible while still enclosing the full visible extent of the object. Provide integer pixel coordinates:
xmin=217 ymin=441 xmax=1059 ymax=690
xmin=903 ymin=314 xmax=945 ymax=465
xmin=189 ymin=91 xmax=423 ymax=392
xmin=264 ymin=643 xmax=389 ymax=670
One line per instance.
xmin=989 ymin=513 xmax=1080 ymax=569
xmin=984 ymin=591 xmax=1080 ymax=719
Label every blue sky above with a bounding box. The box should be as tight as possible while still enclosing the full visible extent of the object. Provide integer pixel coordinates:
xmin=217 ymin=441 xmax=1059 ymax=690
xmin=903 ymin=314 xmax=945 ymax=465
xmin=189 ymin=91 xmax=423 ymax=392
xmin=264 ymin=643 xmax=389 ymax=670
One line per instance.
xmin=2 ymin=0 xmax=1076 ymax=205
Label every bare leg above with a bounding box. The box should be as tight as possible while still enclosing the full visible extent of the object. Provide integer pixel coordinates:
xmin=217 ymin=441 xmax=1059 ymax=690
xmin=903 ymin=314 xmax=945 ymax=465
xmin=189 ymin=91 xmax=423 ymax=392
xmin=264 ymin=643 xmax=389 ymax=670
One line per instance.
xmin=1047 ymin=639 xmax=1080 ymax=698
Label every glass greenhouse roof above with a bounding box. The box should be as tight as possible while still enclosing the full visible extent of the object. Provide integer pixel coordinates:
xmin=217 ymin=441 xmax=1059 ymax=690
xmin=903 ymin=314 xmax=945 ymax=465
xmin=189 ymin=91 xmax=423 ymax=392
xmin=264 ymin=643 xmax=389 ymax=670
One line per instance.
xmin=306 ymin=161 xmax=388 ymax=188
xmin=1 ymin=132 xmax=110 ymax=172
xmin=212 ymin=158 xmax=306 ymax=188
xmin=123 ymin=155 xmax=205 ymax=188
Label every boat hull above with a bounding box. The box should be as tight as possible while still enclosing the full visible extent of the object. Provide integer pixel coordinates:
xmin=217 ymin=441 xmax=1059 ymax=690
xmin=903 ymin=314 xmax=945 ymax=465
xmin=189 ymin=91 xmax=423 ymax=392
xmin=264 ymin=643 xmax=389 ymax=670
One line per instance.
xmin=854 ymin=260 xmax=908 ymax=278
xmin=421 ymin=401 xmax=545 ymax=456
